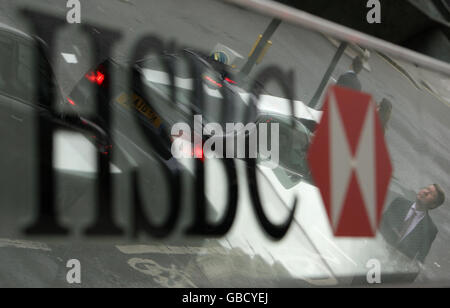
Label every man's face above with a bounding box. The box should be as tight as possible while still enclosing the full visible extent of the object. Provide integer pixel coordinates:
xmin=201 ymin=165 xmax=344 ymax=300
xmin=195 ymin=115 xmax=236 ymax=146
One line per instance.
xmin=416 ymin=185 xmax=438 ymax=209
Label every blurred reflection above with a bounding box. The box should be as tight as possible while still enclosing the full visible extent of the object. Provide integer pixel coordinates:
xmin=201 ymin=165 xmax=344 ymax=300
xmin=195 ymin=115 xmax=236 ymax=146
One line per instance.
xmin=1 ymin=0 xmax=450 ymax=287
xmin=376 ymin=98 xmax=393 ymax=133
xmin=380 ymin=184 xmax=446 ymax=263
xmin=336 ymin=56 xmax=363 ymax=91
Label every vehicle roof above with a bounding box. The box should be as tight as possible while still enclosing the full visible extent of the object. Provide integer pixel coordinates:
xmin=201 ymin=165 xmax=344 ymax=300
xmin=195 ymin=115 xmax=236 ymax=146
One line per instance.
xmin=0 ymin=21 xmax=32 ymax=40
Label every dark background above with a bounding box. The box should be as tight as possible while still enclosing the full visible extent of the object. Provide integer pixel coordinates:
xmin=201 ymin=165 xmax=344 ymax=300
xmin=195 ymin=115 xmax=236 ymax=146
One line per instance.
xmin=277 ymin=0 xmax=450 ymax=63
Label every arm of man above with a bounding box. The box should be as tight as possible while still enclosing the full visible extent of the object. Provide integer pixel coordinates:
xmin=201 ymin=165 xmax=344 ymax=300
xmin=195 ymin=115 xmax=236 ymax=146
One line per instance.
xmin=416 ymin=225 xmax=438 ymax=264
xmin=379 ymin=197 xmax=410 ymax=243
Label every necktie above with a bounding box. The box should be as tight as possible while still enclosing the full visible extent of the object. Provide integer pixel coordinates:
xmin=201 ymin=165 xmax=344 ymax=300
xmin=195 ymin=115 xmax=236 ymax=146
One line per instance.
xmin=398 ymin=208 xmax=416 ymax=242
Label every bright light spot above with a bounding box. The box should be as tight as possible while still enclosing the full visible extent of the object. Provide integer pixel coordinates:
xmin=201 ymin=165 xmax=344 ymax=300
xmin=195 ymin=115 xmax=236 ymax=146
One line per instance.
xmin=61 ymin=52 xmax=78 ymax=64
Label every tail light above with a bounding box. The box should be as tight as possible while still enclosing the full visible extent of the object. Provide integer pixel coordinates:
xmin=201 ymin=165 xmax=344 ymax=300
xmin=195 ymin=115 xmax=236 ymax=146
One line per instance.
xmin=194 ymin=144 xmax=204 ymax=161
xmin=224 ymin=77 xmax=237 ymax=84
xmin=66 ymin=97 xmax=76 ymax=106
xmin=85 ymin=70 xmax=105 ymax=85
xmin=204 ymin=75 xmax=223 ymax=88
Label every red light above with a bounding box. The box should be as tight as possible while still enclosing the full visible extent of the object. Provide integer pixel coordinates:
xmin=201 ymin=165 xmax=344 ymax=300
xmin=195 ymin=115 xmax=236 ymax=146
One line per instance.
xmin=204 ymin=75 xmax=222 ymax=88
xmin=225 ymin=77 xmax=237 ymax=84
xmin=85 ymin=70 xmax=105 ymax=85
xmin=96 ymin=71 xmax=105 ymax=85
xmin=66 ymin=97 xmax=76 ymax=106
xmin=194 ymin=145 xmax=204 ymax=161
xmin=85 ymin=72 xmax=96 ymax=83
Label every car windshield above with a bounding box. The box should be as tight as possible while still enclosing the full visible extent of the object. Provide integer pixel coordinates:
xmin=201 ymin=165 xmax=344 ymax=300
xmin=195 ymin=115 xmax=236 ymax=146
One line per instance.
xmin=139 ymin=57 xmax=248 ymax=127
xmin=0 ymin=33 xmax=55 ymax=104
xmin=0 ymin=35 xmax=15 ymax=97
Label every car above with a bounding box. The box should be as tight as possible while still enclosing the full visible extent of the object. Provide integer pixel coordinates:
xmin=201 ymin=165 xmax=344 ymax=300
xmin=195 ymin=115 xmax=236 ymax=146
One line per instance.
xmin=0 ymin=22 xmax=114 ymax=237
xmin=255 ymin=112 xmax=313 ymax=186
xmin=0 ymin=21 xmax=111 ymax=153
xmin=68 ymin=48 xmax=314 ymax=183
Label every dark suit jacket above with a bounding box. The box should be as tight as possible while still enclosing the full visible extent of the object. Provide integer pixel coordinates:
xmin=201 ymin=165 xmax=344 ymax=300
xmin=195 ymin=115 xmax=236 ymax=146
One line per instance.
xmin=379 ymin=197 xmax=438 ymax=263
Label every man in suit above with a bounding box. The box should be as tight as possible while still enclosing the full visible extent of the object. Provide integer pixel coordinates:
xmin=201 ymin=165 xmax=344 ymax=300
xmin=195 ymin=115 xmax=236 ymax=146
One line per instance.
xmin=380 ymin=184 xmax=446 ymax=263
xmin=336 ymin=56 xmax=363 ymax=91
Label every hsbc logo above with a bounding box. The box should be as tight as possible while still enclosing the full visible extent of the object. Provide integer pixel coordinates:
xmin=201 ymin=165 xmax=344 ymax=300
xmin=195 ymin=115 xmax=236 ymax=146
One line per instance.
xmin=308 ymin=86 xmax=392 ymax=237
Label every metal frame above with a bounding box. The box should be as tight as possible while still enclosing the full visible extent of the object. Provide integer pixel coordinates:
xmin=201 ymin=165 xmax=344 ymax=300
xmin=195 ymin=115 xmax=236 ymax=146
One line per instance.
xmin=225 ymin=0 xmax=450 ymax=76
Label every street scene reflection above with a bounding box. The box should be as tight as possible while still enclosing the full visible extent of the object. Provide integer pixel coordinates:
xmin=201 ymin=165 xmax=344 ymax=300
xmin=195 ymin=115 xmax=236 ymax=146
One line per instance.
xmin=0 ymin=0 xmax=449 ymax=287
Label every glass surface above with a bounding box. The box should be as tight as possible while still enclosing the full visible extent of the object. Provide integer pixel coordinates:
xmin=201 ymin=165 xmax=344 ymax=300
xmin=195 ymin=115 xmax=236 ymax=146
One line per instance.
xmin=0 ymin=0 xmax=449 ymax=287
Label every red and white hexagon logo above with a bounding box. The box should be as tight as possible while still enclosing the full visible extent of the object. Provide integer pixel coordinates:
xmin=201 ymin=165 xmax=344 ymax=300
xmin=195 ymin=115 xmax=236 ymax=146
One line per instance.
xmin=307 ymin=85 xmax=392 ymax=237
